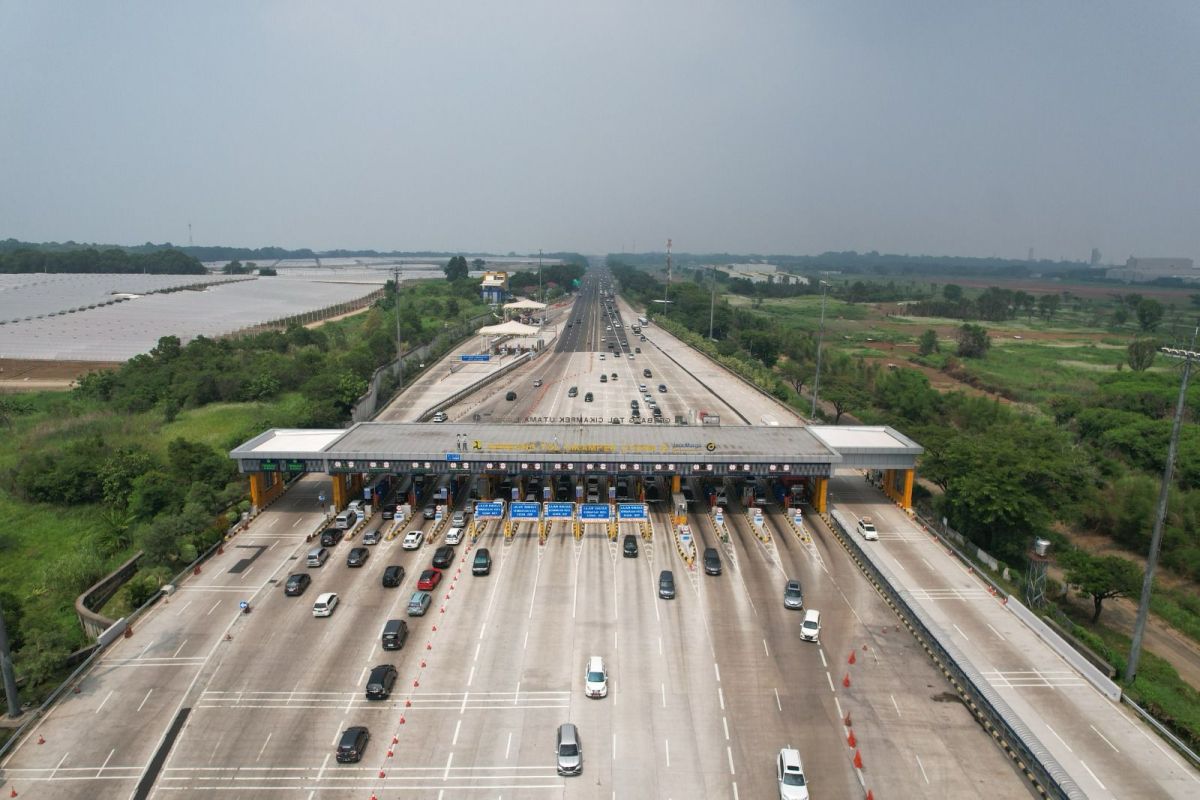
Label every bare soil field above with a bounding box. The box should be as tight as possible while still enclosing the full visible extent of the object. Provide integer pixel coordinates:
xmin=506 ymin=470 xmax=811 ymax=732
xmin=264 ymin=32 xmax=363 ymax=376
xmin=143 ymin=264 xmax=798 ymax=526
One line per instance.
xmin=0 ymin=358 xmax=117 ymax=392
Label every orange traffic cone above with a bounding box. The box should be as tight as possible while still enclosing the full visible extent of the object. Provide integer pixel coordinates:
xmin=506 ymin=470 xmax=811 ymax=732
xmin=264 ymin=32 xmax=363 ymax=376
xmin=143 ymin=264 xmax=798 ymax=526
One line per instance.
xmin=854 ymin=749 xmax=863 ymax=769
xmin=848 ymin=651 xmax=856 ymax=665
xmin=843 ymin=673 xmax=851 ymax=688
xmin=847 ymin=731 xmax=856 ymax=748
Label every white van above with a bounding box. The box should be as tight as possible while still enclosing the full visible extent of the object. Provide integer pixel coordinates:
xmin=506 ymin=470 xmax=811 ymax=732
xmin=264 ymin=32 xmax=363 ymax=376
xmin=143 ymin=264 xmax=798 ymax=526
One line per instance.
xmin=800 ymin=609 xmax=821 ymax=642
xmin=306 ymin=547 xmax=329 ymax=567
xmin=445 ymin=527 xmax=463 ymax=545
xmin=334 ymin=509 xmax=357 ymax=530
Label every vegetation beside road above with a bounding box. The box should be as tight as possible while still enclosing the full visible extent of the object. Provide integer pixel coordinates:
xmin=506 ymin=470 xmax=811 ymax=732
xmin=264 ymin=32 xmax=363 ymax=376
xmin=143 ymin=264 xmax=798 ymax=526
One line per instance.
xmin=0 ymin=275 xmax=491 ymax=704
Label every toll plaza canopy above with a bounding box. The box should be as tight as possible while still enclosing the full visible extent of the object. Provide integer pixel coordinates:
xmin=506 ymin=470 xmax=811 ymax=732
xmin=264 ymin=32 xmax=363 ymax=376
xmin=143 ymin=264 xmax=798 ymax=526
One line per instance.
xmin=229 ymin=422 xmax=922 ymax=478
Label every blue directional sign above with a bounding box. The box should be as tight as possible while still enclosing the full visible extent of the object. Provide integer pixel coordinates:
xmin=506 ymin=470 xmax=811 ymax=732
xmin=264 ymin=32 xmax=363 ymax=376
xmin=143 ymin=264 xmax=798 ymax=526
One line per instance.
xmin=510 ymin=502 xmax=540 ymax=519
xmin=445 ymin=453 xmax=462 ymax=462
xmin=474 ymin=501 xmax=504 ymax=519
xmin=618 ymin=503 xmax=647 ymax=520
xmin=545 ymin=502 xmax=575 ymax=519
xmin=580 ymin=503 xmax=611 ymax=520
xmin=239 ymin=600 xmax=249 ymax=610
xmin=460 ymin=354 xmax=491 ymax=362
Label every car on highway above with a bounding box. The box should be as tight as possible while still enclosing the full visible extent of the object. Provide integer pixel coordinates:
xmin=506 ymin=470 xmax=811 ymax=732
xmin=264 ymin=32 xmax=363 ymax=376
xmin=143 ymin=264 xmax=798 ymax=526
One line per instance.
xmin=362 ymin=528 xmax=382 ymax=545
xmin=365 ymin=664 xmax=398 ymax=700
xmin=312 ymin=592 xmax=339 ymax=617
xmin=417 ymin=568 xmax=443 ymax=590
xmin=703 ymin=547 xmax=722 ymax=575
xmin=335 ymin=726 xmax=369 ymax=763
xmin=451 ymin=509 xmax=468 ymax=527
xmin=568 ymin=386 xmax=578 ymax=397
xmin=658 ymin=570 xmax=676 ymax=599
xmin=506 ymin=390 xmax=517 ymax=401
xmin=800 ymin=609 xmax=821 ymax=642
xmin=382 ymin=565 xmax=405 ymax=587
xmin=431 ymin=411 xmax=448 ymax=423
xmin=628 ymin=354 xmax=634 ymax=359
xmin=715 ymin=488 xmax=728 ymax=507
xmin=473 ymin=548 xmax=492 ymax=575
xmin=320 ymin=528 xmax=344 ymax=548
xmin=407 ymin=591 xmax=432 ymax=616
xmin=857 ymin=516 xmax=878 ymax=541
xmin=381 ymin=619 xmax=408 ymax=650
xmin=599 ymin=353 xmax=605 ymax=360
xmin=432 ymin=546 xmax=455 ymax=569
xmin=402 ymin=529 xmax=423 ymax=550
xmin=584 ymin=392 xmax=593 ymax=402
xmin=784 ymin=580 xmax=804 ymax=609
xmin=610 ymin=372 xmax=618 ymax=380
xmin=622 ymin=534 xmax=639 ymax=557
xmin=584 ymin=656 xmax=608 ymax=698
xmin=346 ymin=547 xmax=370 ymax=567
xmin=284 ymin=573 xmax=311 ymax=596
xmin=533 ymin=379 xmax=544 ymax=387
xmin=381 ymin=502 xmax=398 ymax=520
xmin=599 ymin=374 xmax=607 ymax=383
xmin=556 ymin=723 xmax=583 ymax=776
xmin=635 ymin=347 xmax=641 ymax=353
xmin=445 ymin=526 xmax=464 ymax=545
xmin=658 ymin=383 xmax=667 ymax=393
xmin=776 ymin=747 xmax=810 ymax=800
xmin=423 ymin=503 xmax=437 ymax=520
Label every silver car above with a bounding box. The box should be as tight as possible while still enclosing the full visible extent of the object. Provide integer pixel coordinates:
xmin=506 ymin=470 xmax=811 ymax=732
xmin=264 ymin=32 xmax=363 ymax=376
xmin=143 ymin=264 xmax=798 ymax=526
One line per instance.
xmin=784 ymin=580 xmax=804 ymax=610
xmin=555 ymin=723 xmax=583 ymax=776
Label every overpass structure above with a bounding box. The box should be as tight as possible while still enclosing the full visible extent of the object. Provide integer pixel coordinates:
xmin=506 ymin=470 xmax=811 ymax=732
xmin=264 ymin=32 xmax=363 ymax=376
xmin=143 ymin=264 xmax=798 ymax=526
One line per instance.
xmin=230 ymin=422 xmax=923 ymax=513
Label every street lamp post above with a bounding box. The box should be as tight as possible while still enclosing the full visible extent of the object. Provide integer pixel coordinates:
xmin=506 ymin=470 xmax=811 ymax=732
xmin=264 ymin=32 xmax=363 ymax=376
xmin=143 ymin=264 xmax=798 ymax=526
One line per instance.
xmin=810 ymin=280 xmax=829 ymax=420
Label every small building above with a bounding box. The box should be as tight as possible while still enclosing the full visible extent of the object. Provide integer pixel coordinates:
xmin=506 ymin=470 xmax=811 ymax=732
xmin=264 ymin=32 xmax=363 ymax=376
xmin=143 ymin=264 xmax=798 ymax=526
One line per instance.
xmin=480 ymin=271 xmax=509 ymax=303
xmin=1106 ymin=257 xmax=1198 ymax=284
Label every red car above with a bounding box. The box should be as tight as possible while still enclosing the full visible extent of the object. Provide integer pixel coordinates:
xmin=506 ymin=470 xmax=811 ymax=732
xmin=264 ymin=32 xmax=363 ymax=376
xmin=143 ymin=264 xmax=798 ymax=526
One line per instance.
xmin=416 ymin=569 xmax=443 ymax=591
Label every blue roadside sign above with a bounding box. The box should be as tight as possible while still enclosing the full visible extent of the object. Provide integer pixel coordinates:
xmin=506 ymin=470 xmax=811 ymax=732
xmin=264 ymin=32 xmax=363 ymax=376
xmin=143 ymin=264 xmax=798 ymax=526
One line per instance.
xmin=545 ymin=502 xmax=574 ymax=519
xmin=580 ymin=503 xmax=610 ymax=520
xmin=475 ymin=501 xmax=504 ymax=519
xmin=460 ymin=354 xmax=491 ymax=362
xmin=510 ymin=502 xmax=540 ymax=519
xmin=445 ymin=453 xmax=462 ymax=462
xmin=618 ymin=503 xmax=647 ymax=520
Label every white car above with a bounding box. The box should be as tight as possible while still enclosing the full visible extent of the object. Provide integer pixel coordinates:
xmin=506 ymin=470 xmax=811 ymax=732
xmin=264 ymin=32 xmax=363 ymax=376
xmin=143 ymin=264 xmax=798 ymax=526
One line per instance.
xmin=599 ymin=354 xmax=606 ymax=360
xmin=584 ymin=656 xmax=608 ymax=698
xmin=402 ymin=530 xmax=424 ymax=550
xmin=432 ymin=411 xmax=448 ymax=423
xmin=533 ymin=379 xmax=544 ymax=387
xmin=312 ymin=592 xmax=339 ymax=617
xmin=776 ymin=748 xmax=809 ymax=800
xmin=857 ymin=516 xmax=878 ymax=541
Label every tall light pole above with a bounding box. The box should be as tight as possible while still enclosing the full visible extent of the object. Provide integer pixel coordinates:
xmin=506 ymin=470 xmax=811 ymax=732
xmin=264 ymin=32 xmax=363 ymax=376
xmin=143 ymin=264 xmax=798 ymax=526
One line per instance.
xmin=663 ymin=239 xmax=672 ymax=318
xmin=538 ymin=249 xmax=543 ymax=304
xmin=708 ymin=265 xmax=717 ymax=341
xmin=393 ymin=266 xmax=404 ymax=387
xmin=810 ymin=280 xmax=830 ymax=420
xmin=1127 ymin=329 xmax=1199 ymax=682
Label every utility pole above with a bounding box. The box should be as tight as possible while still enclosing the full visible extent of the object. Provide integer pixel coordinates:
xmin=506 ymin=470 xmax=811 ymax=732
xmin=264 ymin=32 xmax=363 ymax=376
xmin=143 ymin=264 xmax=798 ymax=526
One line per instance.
xmin=1127 ymin=328 xmax=1199 ymax=682
xmin=708 ymin=265 xmax=716 ymax=340
xmin=393 ymin=266 xmax=404 ymax=388
xmin=663 ymin=238 xmax=672 ymax=317
xmin=810 ymin=280 xmax=829 ymax=420
xmin=0 ymin=603 xmax=20 ymax=718
xmin=538 ymin=249 xmax=543 ymax=303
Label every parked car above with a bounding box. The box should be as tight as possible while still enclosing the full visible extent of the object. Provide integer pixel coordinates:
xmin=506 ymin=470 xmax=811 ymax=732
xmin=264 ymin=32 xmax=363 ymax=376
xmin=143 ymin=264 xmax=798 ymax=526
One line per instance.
xmin=417 ymin=569 xmax=443 ymax=591
xmin=346 ymin=547 xmax=370 ymax=567
xmin=284 ymin=573 xmax=311 ymax=596
xmin=382 ymin=565 xmax=405 ymax=588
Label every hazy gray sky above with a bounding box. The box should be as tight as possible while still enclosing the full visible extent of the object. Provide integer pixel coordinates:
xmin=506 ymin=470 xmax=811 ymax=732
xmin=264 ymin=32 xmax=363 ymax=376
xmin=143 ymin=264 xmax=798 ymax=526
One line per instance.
xmin=3 ymin=2 xmax=1197 ymax=262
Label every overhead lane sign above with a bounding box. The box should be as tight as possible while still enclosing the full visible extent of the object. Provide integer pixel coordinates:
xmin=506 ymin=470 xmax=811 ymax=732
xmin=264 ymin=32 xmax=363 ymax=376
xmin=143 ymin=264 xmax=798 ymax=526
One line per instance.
xmin=580 ymin=504 xmax=611 ymax=520
xmin=461 ymin=354 xmax=491 ymax=362
xmin=545 ymin=502 xmax=575 ymax=519
xmin=510 ymin=502 xmax=540 ymax=519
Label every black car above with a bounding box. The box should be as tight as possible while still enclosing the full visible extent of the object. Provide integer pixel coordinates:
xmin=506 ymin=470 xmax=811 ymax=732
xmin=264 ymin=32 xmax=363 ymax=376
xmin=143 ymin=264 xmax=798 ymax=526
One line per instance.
xmin=381 ymin=503 xmax=398 ymax=520
xmin=622 ymin=535 xmax=639 ymax=558
xmin=505 ymin=391 xmax=517 ymax=401
xmin=365 ymin=664 xmax=398 ymax=700
xmin=382 ymin=565 xmax=405 ymax=588
xmin=472 ymin=548 xmax=492 ymax=575
xmin=703 ymin=547 xmax=722 ymax=576
xmin=347 ymin=547 xmax=370 ymax=567
xmin=284 ymin=573 xmax=312 ymax=596
xmin=320 ymin=528 xmax=344 ymax=548
xmin=584 ymin=392 xmax=594 ymax=402
xmin=335 ymin=726 xmax=370 ymax=763
xmin=658 ymin=570 xmax=676 ymax=599
xmin=432 ymin=545 xmax=455 ymax=569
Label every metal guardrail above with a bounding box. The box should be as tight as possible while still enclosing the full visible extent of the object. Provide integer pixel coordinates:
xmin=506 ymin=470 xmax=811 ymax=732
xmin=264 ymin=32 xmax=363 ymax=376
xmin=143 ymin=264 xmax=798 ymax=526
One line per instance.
xmin=1122 ymin=695 xmax=1200 ymax=769
xmin=828 ymin=509 xmax=1084 ymax=800
xmin=420 ymin=351 xmax=533 ymax=421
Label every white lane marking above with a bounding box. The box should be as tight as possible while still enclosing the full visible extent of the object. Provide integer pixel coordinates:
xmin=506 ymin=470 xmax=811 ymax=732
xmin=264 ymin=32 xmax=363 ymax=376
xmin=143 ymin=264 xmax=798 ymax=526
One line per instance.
xmin=825 ymin=672 xmax=835 ymax=693
xmin=732 ymin=781 xmax=739 ymax=800
xmin=1090 ymin=724 xmax=1119 ymax=753
xmin=1080 ymin=760 xmax=1107 ymax=790
xmin=915 ymin=753 xmax=929 ymax=783
xmin=241 ymin=566 xmax=254 ymax=580
xmin=713 ymin=663 xmax=721 ymax=682
xmin=452 ymin=720 xmax=462 ymax=745
xmin=762 ymin=639 xmax=769 ymax=657
xmin=718 ymin=687 xmax=725 ymax=710
xmin=1045 ymin=724 xmax=1074 ymax=753
xmin=292 ymin=518 xmax=302 ymax=528
xmin=505 ymin=732 xmax=512 ymax=760
xmin=891 ymin=694 xmax=902 ymax=717
xmin=467 ymin=666 xmax=475 ymax=687
xmin=171 ymin=640 xmax=188 ymax=658
xmin=136 ymin=641 xmax=155 ymax=659
xmin=665 ymin=738 xmax=670 ymax=768
xmin=524 ymin=631 xmax=529 ymax=650
xmin=952 ymin=624 xmax=970 ymax=641
xmin=460 ymin=692 xmax=469 ymax=713
xmin=48 ymin=751 xmax=68 ymax=780
xmin=985 ymin=623 xmax=1007 ymax=641
xmin=175 ymin=599 xmax=193 ymax=617
xmin=358 ymin=667 xmax=368 ymax=686
xmin=526 ymin=550 xmax=543 ymax=619
xmin=722 ymin=717 xmax=729 ymax=741
xmin=205 ymin=600 xmax=221 ymax=616
xmin=515 ymin=681 xmax=520 ymax=706
xmin=268 ymin=540 xmax=278 ymax=551
xmin=256 ymin=731 xmax=272 ymax=762
xmin=834 ymin=696 xmax=843 ymax=720
xmin=95 ymin=690 xmax=114 ymax=714
xmin=572 ymin=553 xmax=580 ymax=619
xmin=478 ymin=623 xmax=487 ymax=641
xmin=726 ymin=745 xmax=735 ymax=775
xmin=613 ymin=733 xmax=617 ymax=760
xmin=661 ymin=683 xmax=667 ymax=708
xmin=891 ymin=558 xmax=906 ymax=572
xmin=316 ymin=752 xmax=330 ymax=782
xmin=658 ymin=636 xmax=663 ymax=655
xmin=137 ymin=689 xmax=154 ymax=712
xmin=443 ymin=752 xmax=454 ymax=779
xmin=818 ymin=648 xmax=827 ymax=669
xmin=922 ymin=557 xmax=935 ymax=570
xmin=474 ymin=642 xmax=481 ymax=661
xmin=774 ymin=688 xmax=782 ymax=712
xmin=207 ymin=732 xmax=224 ymax=764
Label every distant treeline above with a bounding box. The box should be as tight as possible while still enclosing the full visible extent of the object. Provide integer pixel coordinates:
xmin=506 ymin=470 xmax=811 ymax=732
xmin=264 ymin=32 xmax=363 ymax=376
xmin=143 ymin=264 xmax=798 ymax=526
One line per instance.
xmin=0 ymin=246 xmax=205 ymax=275
xmin=608 ymin=249 xmax=1089 ymax=278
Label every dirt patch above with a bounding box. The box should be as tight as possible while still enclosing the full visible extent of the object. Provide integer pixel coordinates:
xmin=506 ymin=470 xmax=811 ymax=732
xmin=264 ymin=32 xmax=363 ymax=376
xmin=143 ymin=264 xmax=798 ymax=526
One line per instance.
xmin=0 ymin=358 xmax=118 ymax=392
xmin=857 ymin=340 xmax=1011 ymax=402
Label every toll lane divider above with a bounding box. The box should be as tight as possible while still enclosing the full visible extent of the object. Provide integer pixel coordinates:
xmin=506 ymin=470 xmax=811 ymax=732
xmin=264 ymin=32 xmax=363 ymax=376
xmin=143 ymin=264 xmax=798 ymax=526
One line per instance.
xmin=744 ymin=507 xmax=770 ymax=544
xmin=673 ymin=524 xmax=696 ymax=566
xmin=826 ymin=508 xmax=1084 ymax=800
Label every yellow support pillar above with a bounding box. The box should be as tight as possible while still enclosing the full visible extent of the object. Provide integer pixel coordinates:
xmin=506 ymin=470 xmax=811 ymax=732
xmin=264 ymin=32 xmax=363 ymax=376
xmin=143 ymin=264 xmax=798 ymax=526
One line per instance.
xmin=332 ymin=474 xmax=349 ymax=511
xmin=671 ymin=474 xmax=681 ymax=493
xmin=900 ymin=468 xmax=914 ymax=510
xmin=812 ymin=477 xmax=828 ymax=514
xmin=249 ymin=473 xmax=268 ymax=509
